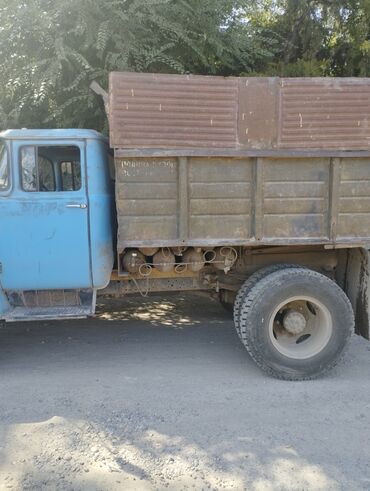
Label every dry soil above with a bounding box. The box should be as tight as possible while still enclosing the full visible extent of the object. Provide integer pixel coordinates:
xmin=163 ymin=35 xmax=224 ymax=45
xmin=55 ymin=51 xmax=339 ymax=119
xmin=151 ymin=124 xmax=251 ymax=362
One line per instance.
xmin=0 ymin=293 xmax=369 ymax=491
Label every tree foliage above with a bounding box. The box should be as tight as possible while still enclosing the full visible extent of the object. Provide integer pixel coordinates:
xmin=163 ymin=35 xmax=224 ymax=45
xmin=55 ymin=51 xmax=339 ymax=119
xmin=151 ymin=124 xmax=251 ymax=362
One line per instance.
xmin=1 ymin=0 xmax=370 ymax=132
xmin=250 ymin=0 xmax=370 ymax=77
xmin=0 ymin=0 xmax=276 ymax=131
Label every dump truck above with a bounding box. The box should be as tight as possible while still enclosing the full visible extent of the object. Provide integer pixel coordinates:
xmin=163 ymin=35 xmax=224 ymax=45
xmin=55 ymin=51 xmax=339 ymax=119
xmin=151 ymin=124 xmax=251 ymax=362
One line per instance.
xmin=1 ymin=72 xmax=370 ymax=380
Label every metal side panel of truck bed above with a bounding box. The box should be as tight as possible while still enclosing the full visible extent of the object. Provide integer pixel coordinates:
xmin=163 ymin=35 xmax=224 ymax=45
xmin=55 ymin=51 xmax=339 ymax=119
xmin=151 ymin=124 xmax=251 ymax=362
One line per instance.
xmin=114 ymin=155 xmax=370 ymax=251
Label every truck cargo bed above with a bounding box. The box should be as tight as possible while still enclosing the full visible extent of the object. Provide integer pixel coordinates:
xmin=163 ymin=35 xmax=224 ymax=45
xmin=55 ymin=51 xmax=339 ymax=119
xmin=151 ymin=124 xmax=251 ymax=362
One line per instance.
xmin=115 ymin=155 xmax=370 ymax=250
xmin=109 ymin=73 xmax=370 ymax=251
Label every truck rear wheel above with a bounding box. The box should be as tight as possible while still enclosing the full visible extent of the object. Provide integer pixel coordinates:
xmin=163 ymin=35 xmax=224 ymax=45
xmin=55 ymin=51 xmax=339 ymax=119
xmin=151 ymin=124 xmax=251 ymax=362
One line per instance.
xmin=233 ymin=263 xmax=301 ymax=338
xmin=238 ymin=267 xmax=354 ymax=380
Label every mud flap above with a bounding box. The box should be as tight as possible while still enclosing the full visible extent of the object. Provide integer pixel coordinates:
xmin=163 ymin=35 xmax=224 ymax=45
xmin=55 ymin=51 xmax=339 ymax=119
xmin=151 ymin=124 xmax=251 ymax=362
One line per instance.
xmin=345 ymin=248 xmax=370 ymax=340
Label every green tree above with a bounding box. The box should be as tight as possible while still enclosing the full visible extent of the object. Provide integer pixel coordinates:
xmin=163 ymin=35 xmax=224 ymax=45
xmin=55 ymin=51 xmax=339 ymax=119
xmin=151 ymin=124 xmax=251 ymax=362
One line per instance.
xmin=249 ymin=0 xmax=370 ymax=76
xmin=0 ymin=0 xmax=277 ymax=132
xmin=3 ymin=0 xmax=369 ymax=133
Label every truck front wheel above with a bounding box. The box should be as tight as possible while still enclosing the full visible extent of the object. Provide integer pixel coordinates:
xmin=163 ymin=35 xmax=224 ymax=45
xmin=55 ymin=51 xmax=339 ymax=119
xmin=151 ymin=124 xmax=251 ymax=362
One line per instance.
xmin=237 ymin=267 xmax=354 ymax=380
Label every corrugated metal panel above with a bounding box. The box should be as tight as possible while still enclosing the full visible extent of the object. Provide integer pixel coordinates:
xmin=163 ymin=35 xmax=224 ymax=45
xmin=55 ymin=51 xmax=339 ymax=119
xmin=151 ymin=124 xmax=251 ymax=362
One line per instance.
xmin=109 ymin=72 xmax=238 ymax=149
xmin=110 ymin=73 xmax=370 ymax=152
xmin=279 ymin=78 xmax=370 ymax=149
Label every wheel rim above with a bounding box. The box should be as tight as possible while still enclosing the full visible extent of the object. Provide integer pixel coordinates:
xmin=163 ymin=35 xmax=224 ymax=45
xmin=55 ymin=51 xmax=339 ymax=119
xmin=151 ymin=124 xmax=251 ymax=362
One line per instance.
xmin=268 ymin=295 xmax=333 ymax=360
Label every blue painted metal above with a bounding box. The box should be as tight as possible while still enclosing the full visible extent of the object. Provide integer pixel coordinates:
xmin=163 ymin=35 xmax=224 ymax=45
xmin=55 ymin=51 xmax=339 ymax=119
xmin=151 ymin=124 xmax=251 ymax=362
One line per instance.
xmin=0 ymin=129 xmax=114 ymax=318
xmin=1 ymin=129 xmax=106 ymax=141
xmin=86 ymin=139 xmax=116 ymax=289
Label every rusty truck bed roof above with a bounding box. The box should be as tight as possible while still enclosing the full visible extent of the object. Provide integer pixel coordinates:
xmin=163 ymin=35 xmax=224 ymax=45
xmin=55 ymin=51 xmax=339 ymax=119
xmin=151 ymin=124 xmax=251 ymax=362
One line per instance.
xmin=109 ymin=72 xmax=370 ymax=155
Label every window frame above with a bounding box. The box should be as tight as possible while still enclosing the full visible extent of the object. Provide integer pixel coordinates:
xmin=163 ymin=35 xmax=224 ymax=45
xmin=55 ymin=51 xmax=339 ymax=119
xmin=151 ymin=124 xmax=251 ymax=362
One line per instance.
xmin=20 ymin=145 xmax=56 ymax=193
xmin=0 ymin=139 xmax=11 ymax=193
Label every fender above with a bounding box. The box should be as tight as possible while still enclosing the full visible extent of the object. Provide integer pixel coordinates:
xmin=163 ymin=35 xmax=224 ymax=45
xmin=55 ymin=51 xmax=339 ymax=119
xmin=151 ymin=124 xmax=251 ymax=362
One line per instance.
xmin=344 ymin=248 xmax=370 ymax=340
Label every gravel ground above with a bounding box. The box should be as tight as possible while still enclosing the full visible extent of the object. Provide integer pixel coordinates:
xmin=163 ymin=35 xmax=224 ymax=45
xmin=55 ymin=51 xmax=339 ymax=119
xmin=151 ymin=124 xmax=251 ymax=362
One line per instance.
xmin=0 ymin=292 xmax=370 ymax=491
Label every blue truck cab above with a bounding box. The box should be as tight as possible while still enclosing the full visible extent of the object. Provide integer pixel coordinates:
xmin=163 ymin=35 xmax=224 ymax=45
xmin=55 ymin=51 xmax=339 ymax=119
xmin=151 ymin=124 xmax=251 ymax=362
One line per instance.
xmin=0 ymin=129 xmax=115 ymax=321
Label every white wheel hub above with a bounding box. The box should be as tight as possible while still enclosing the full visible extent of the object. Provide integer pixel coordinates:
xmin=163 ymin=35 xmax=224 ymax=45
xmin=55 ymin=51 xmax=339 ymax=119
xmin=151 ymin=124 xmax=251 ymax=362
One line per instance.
xmin=283 ymin=310 xmax=307 ymax=335
xmin=269 ymin=296 xmax=333 ymax=360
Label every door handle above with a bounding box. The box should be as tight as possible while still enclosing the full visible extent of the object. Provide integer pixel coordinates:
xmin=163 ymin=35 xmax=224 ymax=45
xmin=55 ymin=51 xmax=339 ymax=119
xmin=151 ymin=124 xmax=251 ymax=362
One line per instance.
xmin=66 ymin=203 xmax=88 ymax=209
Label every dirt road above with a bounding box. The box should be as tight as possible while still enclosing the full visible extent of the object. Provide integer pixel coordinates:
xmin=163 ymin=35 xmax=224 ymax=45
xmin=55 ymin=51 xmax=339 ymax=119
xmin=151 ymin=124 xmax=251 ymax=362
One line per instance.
xmin=0 ymin=293 xmax=369 ymax=491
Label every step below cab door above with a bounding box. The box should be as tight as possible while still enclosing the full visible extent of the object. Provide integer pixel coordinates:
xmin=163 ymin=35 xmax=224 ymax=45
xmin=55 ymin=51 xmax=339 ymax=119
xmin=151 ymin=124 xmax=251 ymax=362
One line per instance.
xmin=1 ymin=140 xmax=92 ymax=291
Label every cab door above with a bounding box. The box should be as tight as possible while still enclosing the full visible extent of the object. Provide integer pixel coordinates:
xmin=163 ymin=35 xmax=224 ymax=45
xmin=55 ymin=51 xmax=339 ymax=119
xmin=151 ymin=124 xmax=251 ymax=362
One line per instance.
xmin=1 ymin=140 xmax=92 ymax=291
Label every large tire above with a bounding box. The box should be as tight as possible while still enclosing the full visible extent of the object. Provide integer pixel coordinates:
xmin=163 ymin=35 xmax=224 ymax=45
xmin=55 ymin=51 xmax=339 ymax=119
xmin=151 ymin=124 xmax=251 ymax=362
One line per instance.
xmin=238 ymin=267 xmax=354 ymax=380
xmin=233 ymin=263 xmax=301 ymax=338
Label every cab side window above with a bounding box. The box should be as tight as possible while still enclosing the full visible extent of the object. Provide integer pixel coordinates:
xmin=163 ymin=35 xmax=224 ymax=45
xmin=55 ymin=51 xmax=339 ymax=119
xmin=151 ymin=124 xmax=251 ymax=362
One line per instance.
xmin=21 ymin=146 xmax=55 ymax=192
xmin=60 ymin=161 xmax=81 ymax=191
xmin=39 ymin=155 xmax=56 ymax=192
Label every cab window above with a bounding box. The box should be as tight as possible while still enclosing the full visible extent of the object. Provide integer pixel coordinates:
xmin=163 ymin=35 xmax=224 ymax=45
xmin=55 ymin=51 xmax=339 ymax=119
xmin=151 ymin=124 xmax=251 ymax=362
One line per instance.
xmin=0 ymin=141 xmax=9 ymax=190
xmin=60 ymin=161 xmax=81 ymax=191
xmin=21 ymin=146 xmax=55 ymax=192
xmin=20 ymin=145 xmax=81 ymax=192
